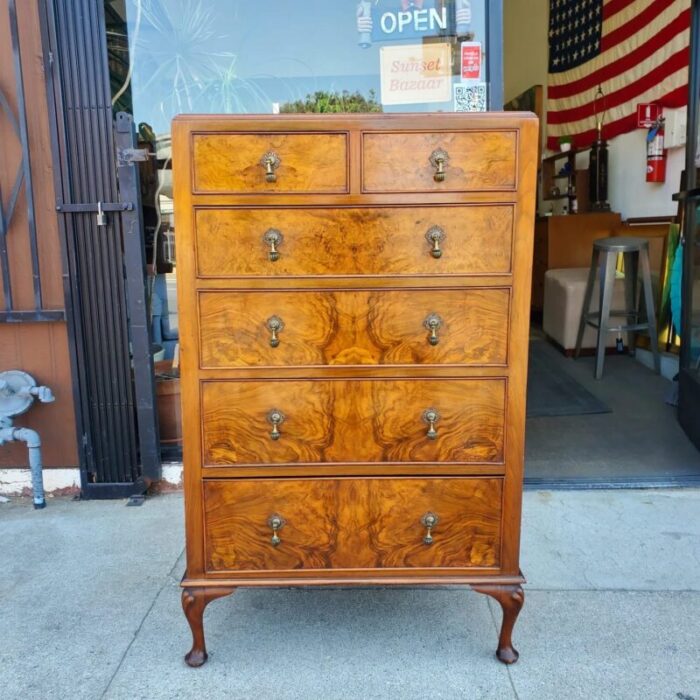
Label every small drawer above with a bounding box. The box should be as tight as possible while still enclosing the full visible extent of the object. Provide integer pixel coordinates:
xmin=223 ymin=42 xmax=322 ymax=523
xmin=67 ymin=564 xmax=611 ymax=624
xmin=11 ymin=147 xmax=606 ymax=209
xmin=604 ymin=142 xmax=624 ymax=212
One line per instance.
xmin=195 ymin=205 xmax=514 ymax=277
xmin=199 ymin=288 xmax=509 ymax=368
xmin=201 ymin=378 xmax=505 ymax=466
xmin=204 ymin=477 xmax=502 ymax=573
xmin=193 ymin=132 xmax=348 ymax=194
xmin=362 ymin=130 xmax=517 ymax=193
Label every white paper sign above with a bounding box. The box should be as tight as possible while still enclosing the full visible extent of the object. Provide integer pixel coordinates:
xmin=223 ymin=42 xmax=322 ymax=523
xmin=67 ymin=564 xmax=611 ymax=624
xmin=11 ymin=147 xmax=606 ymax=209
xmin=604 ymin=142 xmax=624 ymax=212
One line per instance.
xmin=380 ymin=43 xmax=452 ymax=106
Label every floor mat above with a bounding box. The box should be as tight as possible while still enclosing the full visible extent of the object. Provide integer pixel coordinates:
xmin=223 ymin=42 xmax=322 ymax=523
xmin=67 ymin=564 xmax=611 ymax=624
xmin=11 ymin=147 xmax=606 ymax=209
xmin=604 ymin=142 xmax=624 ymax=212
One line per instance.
xmin=527 ymin=340 xmax=611 ymax=417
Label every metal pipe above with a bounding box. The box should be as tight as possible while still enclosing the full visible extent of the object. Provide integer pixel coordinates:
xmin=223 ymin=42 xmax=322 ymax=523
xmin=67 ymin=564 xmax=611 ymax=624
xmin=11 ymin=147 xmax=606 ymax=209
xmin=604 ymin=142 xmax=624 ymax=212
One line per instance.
xmin=0 ymin=371 xmax=54 ymax=508
xmin=0 ymin=426 xmax=45 ymax=509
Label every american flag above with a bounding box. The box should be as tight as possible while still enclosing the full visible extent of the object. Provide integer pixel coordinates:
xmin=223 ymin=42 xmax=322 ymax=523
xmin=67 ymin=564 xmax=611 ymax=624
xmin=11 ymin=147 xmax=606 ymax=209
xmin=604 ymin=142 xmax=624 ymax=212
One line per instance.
xmin=547 ymin=0 xmax=691 ymax=151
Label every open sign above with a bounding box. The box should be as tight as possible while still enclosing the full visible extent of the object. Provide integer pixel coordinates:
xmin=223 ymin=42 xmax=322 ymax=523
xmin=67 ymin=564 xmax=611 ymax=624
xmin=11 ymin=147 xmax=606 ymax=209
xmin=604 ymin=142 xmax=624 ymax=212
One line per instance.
xmin=379 ymin=6 xmax=448 ymax=35
xmin=358 ymin=1 xmax=455 ymax=45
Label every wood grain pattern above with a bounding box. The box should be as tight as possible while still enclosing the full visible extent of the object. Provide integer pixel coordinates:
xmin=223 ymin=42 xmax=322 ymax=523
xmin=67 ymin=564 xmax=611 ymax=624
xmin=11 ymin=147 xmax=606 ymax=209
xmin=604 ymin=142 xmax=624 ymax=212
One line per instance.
xmin=198 ymin=288 xmax=509 ymax=368
xmin=204 ymin=477 xmax=502 ymax=572
xmin=193 ymin=133 xmax=348 ymax=193
xmin=173 ymin=114 xmax=539 ymax=667
xmin=201 ymin=378 xmax=505 ymax=465
xmin=362 ymin=131 xmax=517 ymax=193
xmin=0 ymin=0 xmax=78 ymax=468
xmin=195 ymin=206 xmax=514 ymax=277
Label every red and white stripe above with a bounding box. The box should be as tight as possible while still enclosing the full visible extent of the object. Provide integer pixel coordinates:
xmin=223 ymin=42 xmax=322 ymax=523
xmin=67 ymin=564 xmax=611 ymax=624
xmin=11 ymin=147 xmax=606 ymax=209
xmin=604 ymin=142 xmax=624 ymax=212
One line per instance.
xmin=546 ymin=0 xmax=690 ymax=151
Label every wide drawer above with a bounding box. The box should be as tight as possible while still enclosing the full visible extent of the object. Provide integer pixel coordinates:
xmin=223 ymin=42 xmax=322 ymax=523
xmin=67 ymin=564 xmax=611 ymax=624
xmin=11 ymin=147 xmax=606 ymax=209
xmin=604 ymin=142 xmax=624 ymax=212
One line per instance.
xmin=362 ymin=130 xmax=517 ymax=193
xmin=201 ymin=378 xmax=505 ymax=466
xmin=204 ymin=477 xmax=502 ymax=573
xmin=192 ymin=132 xmax=348 ymax=194
xmin=195 ymin=205 xmax=514 ymax=277
xmin=199 ymin=288 xmax=509 ymax=368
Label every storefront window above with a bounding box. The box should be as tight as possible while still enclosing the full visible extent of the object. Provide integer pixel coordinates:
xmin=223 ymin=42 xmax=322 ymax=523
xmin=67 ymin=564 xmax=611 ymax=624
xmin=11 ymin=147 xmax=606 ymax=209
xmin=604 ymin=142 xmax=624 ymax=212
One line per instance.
xmin=106 ymin=0 xmax=489 ymax=125
xmin=104 ymin=0 xmax=490 ymax=455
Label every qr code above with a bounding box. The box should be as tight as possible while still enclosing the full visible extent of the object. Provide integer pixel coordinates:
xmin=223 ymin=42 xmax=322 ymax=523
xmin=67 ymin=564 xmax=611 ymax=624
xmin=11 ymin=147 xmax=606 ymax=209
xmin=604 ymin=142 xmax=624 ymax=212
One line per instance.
xmin=454 ymin=83 xmax=487 ymax=112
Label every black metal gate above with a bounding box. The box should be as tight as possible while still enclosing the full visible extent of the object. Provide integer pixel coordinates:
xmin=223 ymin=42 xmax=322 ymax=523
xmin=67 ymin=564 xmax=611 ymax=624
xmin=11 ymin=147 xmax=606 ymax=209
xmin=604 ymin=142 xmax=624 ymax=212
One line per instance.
xmin=39 ymin=0 xmax=160 ymax=497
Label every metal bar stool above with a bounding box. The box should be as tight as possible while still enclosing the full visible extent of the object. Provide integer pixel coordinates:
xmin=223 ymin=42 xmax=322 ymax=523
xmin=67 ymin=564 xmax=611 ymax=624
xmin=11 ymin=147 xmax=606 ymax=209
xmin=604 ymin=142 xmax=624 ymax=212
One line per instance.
xmin=575 ymin=236 xmax=661 ymax=379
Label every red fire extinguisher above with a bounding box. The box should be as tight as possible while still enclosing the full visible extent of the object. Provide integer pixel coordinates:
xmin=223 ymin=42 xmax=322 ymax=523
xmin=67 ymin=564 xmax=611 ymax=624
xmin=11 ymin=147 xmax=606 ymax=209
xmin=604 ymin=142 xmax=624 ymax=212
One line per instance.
xmin=646 ymin=117 xmax=667 ymax=183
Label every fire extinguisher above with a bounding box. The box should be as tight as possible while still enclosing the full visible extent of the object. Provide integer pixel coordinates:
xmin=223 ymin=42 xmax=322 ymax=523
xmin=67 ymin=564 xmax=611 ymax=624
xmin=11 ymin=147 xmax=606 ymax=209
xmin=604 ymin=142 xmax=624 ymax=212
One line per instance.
xmin=646 ymin=117 xmax=666 ymax=183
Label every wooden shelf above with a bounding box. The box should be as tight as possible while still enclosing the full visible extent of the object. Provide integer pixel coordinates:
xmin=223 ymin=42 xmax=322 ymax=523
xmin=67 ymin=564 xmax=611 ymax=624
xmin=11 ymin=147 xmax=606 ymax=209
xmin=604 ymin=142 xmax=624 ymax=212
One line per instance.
xmin=541 ymin=144 xmax=589 ymax=212
xmin=542 ymin=147 xmax=587 ymax=163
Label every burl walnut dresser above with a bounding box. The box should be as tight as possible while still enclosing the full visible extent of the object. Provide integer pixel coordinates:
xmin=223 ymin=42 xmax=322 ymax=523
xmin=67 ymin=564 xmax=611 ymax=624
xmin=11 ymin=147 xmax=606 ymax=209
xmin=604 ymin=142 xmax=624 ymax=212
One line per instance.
xmin=173 ymin=112 xmax=538 ymax=666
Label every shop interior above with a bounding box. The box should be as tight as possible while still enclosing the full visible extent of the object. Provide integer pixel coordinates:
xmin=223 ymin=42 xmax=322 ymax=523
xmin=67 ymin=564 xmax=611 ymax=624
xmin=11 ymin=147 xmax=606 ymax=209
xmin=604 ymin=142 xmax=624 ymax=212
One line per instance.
xmin=103 ymin=0 xmax=700 ymax=486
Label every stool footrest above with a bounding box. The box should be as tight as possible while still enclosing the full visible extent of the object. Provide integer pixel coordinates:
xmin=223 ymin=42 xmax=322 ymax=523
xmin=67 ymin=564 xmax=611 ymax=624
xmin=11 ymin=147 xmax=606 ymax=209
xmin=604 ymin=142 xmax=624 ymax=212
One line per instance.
xmin=585 ymin=321 xmax=652 ymax=333
xmin=584 ymin=310 xmax=639 ymax=319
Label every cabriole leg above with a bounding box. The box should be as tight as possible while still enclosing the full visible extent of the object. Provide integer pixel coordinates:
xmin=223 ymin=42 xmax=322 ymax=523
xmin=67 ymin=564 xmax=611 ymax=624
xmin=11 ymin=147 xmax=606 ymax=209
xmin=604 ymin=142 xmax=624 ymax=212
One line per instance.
xmin=471 ymin=584 xmax=525 ymax=664
xmin=181 ymin=586 xmax=235 ymax=667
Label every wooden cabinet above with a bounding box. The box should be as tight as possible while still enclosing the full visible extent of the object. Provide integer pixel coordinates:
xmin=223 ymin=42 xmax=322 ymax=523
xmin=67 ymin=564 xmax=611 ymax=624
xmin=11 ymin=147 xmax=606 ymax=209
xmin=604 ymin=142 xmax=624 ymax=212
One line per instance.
xmin=173 ymin=113 xmax=538 ymax=667
xmin=532 ymin=212 xmax=622 ymax=313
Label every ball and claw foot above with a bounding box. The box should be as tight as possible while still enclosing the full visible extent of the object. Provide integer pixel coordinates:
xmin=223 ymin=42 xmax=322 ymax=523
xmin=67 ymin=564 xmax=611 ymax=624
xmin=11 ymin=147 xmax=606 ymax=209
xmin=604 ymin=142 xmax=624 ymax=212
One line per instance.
xmin=182 ymin=586 xmax=235 ymax=668
xmin=471 ymin=583 xmax=524 ymax=665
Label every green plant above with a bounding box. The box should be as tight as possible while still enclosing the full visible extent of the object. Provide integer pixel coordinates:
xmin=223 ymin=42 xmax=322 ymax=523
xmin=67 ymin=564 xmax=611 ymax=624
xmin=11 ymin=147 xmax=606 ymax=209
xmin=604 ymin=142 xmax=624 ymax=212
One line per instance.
xmin=558 ymin=135 xmax=573 ymax=144
xmin=280 ymin=90 xmax=382 ymax=114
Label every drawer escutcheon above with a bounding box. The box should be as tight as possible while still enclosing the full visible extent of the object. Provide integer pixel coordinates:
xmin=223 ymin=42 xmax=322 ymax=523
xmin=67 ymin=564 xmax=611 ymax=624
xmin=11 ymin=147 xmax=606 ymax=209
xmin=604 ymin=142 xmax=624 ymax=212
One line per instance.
xmin=260 ymin=151 xmax=281 ymax=183
xmin=429 ymin=148 xmax=449 ymax=182
xmin=266 ymin=409 xmax=285 ymax=440
xmin=422 ymin=408 xmax=441 ymax=440
xmin=425 ymin=226 xmax=446 ymax=259
xmin=267 ymin=514 xmax=286 ymax=546
xmin=423 ymin=313 xmax=443 ymax=346
xmin=420 ymin=511 xmax=440 ymax=545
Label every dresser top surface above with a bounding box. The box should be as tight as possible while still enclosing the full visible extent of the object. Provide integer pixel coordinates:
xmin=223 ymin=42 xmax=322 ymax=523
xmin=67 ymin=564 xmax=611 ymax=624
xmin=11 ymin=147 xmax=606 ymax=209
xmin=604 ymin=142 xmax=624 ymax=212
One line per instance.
xmin=172 ymin=111 xmax=539 ymax=131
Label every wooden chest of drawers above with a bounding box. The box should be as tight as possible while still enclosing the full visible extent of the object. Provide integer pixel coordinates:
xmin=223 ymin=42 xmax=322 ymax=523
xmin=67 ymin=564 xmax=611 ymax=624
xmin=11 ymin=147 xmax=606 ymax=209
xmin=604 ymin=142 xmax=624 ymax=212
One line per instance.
xmin=173 ymin=113 xmax=538 ymax=667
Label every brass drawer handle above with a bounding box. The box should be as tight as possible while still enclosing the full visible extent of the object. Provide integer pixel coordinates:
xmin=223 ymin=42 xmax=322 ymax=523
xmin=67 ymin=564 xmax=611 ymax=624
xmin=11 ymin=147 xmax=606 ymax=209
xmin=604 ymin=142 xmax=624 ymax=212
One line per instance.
xmin=263 ymin=228 xmax=283 ymax=262
xmin=260 ymin=151 xmax=281 ymax=183
xmin=423 ymin=313 xmax=443 ymax=346
xmin=267 ymin=514 xmax=286 ymax=546
xmin=422 ymin=408 xmax=440 ymax=440
xmin=421 ymin=512 xmax=439 ymax=545
xmin=429 ymin=148 xmax=449 ymax=182
xmin=266 ymin=315 xmax=284 ymax=348
xmin=425 ymin=226 xmax=445 ymax=259
xmin=266 ymin=409 xmax=285 ymax=440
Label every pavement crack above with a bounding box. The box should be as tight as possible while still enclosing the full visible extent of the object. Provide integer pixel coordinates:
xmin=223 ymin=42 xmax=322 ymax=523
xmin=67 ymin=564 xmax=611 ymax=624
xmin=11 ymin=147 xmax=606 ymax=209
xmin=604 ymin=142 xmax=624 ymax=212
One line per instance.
xmin=99 ymin=546 xmax=185 ymax=699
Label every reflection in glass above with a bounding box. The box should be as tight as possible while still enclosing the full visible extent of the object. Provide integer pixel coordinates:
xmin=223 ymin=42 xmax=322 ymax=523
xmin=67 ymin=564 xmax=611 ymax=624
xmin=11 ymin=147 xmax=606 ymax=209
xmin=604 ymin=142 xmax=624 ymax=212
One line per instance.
xmin=104 ymin=0 xmax=490 ymax=453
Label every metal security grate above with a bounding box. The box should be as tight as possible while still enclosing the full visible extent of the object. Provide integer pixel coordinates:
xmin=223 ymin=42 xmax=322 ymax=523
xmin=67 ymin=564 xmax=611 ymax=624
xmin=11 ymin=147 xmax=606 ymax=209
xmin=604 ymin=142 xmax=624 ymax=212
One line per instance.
xmin=40 ymin=0 xmax=160 ymax=496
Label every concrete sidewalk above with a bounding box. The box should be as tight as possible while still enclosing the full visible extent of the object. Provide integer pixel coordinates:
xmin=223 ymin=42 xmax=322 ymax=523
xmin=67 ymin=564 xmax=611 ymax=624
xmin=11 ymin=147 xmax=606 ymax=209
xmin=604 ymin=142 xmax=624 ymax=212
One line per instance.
xmin=0 ymin=490 xmax=698 ymax=700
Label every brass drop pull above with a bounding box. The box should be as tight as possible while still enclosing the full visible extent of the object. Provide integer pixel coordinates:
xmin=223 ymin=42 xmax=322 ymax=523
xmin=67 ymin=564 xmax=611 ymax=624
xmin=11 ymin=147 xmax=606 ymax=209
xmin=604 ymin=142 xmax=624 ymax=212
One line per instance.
xmin=267 ymin=514 xmax=285 ymax=546
xmin=423 ymin=313 xmax=443 ymax=346
xmin=263 ymin=228 xmax=283 ymax=262
xmin=429 ymin=148 xmax=449 ymax=182
xmin=266 ymin=409 xmax=285 ymax=440
xmin=266 ymin=316 xmax=284 ymax=348
xmin=421 ymin=512 xmax=439 ymax=545
xmin=260 ymin=151 xmax=281 ymax=183
xmin=425 ymin=226 xmax=445 ymax=259
xmin=422 ymin=408 xmax=440 ymax=440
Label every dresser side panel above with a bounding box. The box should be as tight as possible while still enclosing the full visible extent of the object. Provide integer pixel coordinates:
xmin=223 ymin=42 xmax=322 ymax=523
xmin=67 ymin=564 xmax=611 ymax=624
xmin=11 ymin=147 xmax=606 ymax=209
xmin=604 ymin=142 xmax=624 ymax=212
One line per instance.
xmin=173 ymin=119 xmax=206 ymax=578
xmin=501 ymin=117 xmax=539 ymax=574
